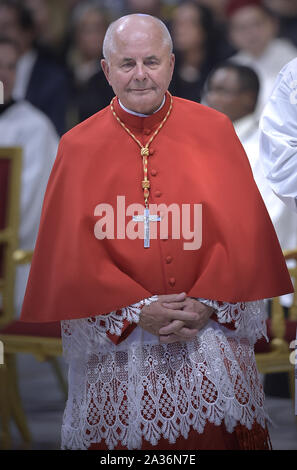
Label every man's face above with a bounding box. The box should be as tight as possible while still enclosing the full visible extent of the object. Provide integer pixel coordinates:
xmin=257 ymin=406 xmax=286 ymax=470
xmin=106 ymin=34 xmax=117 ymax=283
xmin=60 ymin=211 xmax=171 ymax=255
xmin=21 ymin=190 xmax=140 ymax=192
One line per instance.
xmin=101 ymin=21 xmax=175 ymax=115
xmin=229 ymin=6 xmax=277 ymax=57
xmin=0 ymin=6 xmax=21 ymax=42
xmin=76 ymin=10 xmax=106 ymax=60
xmin=0 ymin=5 xmax=33 ymax=53
xmin=205 ymin=68 xmax=253 ymax=122
xmin=0 ymin=44 xmax=18 ymax=103
xmin=171 ymin=4 xmax=205 ymax=53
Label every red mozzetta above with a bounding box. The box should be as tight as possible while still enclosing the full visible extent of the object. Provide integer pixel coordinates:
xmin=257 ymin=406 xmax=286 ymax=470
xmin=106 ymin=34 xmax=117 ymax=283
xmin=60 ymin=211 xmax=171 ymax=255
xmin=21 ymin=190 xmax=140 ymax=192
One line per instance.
xmin=20 ymin=92 xmax=293 ymax=323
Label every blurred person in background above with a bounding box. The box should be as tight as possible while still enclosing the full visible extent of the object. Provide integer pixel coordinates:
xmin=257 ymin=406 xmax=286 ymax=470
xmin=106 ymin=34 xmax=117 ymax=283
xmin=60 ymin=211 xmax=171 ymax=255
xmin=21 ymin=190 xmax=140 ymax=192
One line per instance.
xmin=169 ymin=2 xmax=217 ymax=102
xmin=124 ymin=0 xmax=167 ymax=19
xmin=204 ymin=61 xmax=297 ymax=306
xmin=196 ymin=0 xmax=228 ymax=21
xmin=65 ymin=0 xmax=123 ymax=18
xmin=263 ymin=0 xmax=297 ymax=48
xmin=0 ymin=36 xmax=58 ymax=316
xmin=227 ymin=0 xmax=297 ymax=115
xmin=259 ymin=58 xmax=297 ymax=214
xmin=204 ymin=62 xmax=297 ymax=253
xmin=22 ymin=0 xmax=70 ymax=62
xmin=67 ymin=1 xmax=114 ymax=124
xmin=22 ymin=0 xmax=58 ymax=56
xmin=194 ymin=0 xmax=236 ymax=60
xmin=0 ymin=0 xmax=69 ymax=135
xmin=259 ymin=57 xmax=297 ymax=414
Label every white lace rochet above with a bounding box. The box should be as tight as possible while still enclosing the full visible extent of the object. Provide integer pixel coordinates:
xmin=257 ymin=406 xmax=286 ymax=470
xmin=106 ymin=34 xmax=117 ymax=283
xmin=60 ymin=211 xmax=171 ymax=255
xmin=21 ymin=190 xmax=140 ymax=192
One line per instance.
xmin=60 ymin=297 xmax=268 ymax=450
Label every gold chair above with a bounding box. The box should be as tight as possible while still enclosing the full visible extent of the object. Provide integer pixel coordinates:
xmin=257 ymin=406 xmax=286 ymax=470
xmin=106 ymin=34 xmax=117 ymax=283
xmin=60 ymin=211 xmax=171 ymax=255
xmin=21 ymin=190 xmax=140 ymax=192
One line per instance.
xmin=0 ymin=147 xmax=21 ymax=326
xmin=0 ymin=147 xmax=65 ymax=450
xmin=255 ymin=249 xmax=297 ymax=401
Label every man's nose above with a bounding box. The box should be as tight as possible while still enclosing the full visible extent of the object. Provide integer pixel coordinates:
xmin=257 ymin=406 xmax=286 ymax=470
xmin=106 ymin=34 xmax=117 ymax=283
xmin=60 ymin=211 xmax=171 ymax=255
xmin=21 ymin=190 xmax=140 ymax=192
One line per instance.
xmin=134 ymin=63 xmax=147 ymax=80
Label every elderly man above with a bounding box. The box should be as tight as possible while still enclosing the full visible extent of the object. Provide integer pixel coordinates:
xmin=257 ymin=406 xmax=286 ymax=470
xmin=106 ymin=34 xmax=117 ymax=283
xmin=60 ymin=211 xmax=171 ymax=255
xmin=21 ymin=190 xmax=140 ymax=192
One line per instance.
xmin=21 ymin=14 xmax=292 ymax=450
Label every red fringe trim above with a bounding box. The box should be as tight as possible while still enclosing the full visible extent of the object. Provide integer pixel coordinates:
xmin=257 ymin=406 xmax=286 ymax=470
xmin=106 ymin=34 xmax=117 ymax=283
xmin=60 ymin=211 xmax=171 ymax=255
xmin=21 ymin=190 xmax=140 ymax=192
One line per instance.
xmin=235 ymin=421 xmax=272 ymax=450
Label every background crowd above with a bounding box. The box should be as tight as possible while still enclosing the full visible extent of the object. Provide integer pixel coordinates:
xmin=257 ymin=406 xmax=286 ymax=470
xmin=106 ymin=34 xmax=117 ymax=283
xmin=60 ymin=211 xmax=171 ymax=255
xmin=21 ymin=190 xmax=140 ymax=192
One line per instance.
xmin=2 ymin=0 xmax=297 ymax=132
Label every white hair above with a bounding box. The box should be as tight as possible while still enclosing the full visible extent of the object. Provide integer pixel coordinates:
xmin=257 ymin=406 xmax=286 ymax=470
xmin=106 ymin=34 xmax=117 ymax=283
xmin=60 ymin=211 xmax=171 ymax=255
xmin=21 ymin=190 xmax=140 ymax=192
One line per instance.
xmin=102 ymin=14 xmax=173 ymax=62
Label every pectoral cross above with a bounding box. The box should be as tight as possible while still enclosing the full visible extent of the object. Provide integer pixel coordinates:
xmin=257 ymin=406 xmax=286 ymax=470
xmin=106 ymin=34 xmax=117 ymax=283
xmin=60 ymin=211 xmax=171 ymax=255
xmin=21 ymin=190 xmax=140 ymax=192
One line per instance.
xmin=133 ymin=208 xmax=161 ymax=248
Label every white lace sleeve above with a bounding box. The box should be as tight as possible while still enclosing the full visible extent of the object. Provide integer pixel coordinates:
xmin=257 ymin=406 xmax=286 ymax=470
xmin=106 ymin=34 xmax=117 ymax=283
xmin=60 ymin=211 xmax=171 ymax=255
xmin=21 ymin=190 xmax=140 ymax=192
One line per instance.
xmin=61 ymin=295 xmax=158 ymax=361
xmin=198 ymin=298 xmax=268 ymax=345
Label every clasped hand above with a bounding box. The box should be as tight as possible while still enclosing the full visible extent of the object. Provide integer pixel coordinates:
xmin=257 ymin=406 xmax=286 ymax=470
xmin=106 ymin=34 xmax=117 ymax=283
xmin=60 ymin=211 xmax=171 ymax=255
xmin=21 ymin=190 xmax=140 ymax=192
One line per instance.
xmin=139 ymin=293 xmax=214 ymax=344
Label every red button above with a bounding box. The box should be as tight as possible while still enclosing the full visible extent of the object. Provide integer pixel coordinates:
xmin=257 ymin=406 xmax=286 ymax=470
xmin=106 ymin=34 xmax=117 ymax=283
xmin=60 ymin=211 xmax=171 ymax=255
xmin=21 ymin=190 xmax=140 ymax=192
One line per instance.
xmin=149 ymin=148 xmax=155 ymax=155
xmin=151 ymin=169 xmax=157 ymax=176
xmin=144 ymin=129 xmax=151 ymax=135
xmin=166 ymin=256 xmax=172 ymax=264
xmin=169 ymin=277 xmax=176 ymax=286
xmin=155 ymin=190 xmax=162 ymax=197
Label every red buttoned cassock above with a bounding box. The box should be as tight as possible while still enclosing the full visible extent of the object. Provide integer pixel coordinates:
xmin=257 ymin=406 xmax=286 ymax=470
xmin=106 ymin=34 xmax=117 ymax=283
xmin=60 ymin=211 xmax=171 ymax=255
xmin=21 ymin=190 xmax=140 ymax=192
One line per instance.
xmin=20 ymin=92 xmax=293 ymax=450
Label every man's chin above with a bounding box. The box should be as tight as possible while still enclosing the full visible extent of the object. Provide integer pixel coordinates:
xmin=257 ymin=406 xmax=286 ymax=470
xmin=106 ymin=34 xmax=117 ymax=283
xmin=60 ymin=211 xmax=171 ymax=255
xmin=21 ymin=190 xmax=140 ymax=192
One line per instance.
xmin=126 ymin=91 xmax=163 ymax=115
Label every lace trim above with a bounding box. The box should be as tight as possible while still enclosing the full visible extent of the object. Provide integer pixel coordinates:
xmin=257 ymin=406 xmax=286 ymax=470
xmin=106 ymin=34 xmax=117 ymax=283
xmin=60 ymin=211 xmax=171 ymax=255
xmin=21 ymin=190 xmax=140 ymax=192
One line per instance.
xmin=198 ymin=298 xmax=268 ymax=345
xmin=61 ymin=295 xmax=158 ymax=360
xmin=60 ymin=299 xmax=269 ymax=450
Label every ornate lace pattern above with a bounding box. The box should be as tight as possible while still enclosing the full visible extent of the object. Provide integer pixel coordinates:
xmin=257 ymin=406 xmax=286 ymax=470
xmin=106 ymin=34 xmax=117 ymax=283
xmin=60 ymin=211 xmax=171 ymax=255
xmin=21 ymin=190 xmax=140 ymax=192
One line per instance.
xmin=61 ymin=298 xmax=268 ymax=450
xmin=199 ymin=299 xmax=268 ymax=344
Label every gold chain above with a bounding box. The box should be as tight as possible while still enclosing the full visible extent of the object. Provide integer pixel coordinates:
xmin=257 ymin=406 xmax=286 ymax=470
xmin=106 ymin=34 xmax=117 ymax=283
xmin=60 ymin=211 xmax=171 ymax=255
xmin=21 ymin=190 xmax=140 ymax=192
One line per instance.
xmin=110 ymin=93 xmax=173 ymax=206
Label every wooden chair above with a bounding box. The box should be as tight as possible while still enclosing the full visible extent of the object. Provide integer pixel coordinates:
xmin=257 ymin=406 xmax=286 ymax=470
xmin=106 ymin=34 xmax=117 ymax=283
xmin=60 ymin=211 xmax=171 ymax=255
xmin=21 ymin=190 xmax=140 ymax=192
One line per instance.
xmin=0 ymin=147 xmax=65 ymax=450
xmin=255 ymin=249 xmax=297 ymax=402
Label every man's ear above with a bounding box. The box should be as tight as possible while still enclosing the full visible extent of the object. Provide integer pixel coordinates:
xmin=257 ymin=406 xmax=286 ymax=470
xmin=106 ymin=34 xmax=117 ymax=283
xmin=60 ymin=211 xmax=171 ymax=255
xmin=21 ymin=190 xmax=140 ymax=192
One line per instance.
xmin=169 ymin=53 xmax=175 ymax=81
xmin=170 ymin=53 xmax=175 ymax=70
xmin=101 ymin=59 xmax=110 ymax=84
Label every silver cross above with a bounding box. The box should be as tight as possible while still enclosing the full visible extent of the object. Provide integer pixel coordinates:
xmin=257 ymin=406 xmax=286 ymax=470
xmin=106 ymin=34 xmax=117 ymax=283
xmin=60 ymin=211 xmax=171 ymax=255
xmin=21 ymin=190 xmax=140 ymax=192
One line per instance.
xmin=133 ymin=208 xmax=161 ymax=248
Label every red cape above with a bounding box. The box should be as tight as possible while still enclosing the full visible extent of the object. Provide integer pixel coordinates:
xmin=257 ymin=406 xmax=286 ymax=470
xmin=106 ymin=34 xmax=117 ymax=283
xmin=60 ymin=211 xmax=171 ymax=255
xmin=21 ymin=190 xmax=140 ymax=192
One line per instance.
xmin=21 ymin=93 xmax=293 ymax=322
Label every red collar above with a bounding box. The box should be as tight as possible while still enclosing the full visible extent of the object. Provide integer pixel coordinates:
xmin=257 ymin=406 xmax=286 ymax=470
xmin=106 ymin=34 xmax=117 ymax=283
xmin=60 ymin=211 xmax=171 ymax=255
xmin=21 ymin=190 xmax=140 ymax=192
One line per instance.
xmin=111 ymin=91 xmax=172 ymax=131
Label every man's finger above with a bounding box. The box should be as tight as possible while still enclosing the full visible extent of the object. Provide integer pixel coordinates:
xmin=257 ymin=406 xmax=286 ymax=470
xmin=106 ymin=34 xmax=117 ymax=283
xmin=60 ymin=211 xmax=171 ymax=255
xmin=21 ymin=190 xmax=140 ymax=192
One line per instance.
xmin=175 ymin=327 xmax=199 ymax=339
xmin=163 ymin=308 xmax=199 ymax=323
xmin=159 ymin=319 xmax=184 ymax=335
xmin=161 ymin=301 xmax=186 ymax=310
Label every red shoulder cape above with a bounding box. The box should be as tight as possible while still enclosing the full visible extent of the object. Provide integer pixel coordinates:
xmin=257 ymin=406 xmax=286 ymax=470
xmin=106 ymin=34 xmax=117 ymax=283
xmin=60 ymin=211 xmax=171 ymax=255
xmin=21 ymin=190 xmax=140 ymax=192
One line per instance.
xmin=20 ymin=93 xmax=293 ymax=322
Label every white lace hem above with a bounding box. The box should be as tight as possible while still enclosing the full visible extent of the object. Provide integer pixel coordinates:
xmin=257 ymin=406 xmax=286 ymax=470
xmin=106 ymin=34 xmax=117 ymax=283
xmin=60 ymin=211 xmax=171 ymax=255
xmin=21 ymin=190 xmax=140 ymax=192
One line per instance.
xmin=60 ymin=299 xmax=269 ymax=450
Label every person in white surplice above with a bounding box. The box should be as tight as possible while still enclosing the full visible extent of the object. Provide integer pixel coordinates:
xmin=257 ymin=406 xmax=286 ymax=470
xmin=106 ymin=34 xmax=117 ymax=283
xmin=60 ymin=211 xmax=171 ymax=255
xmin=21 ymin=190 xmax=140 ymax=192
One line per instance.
xmin=204 ymin=61 xmax=297 ymax=253
xmin=227 ymin=1 xmax=297 ymax=116
xmin=259 ymin=57 xmax=297 ymax=415
xmin=0 ymin=37 xmax=58 ymax=316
